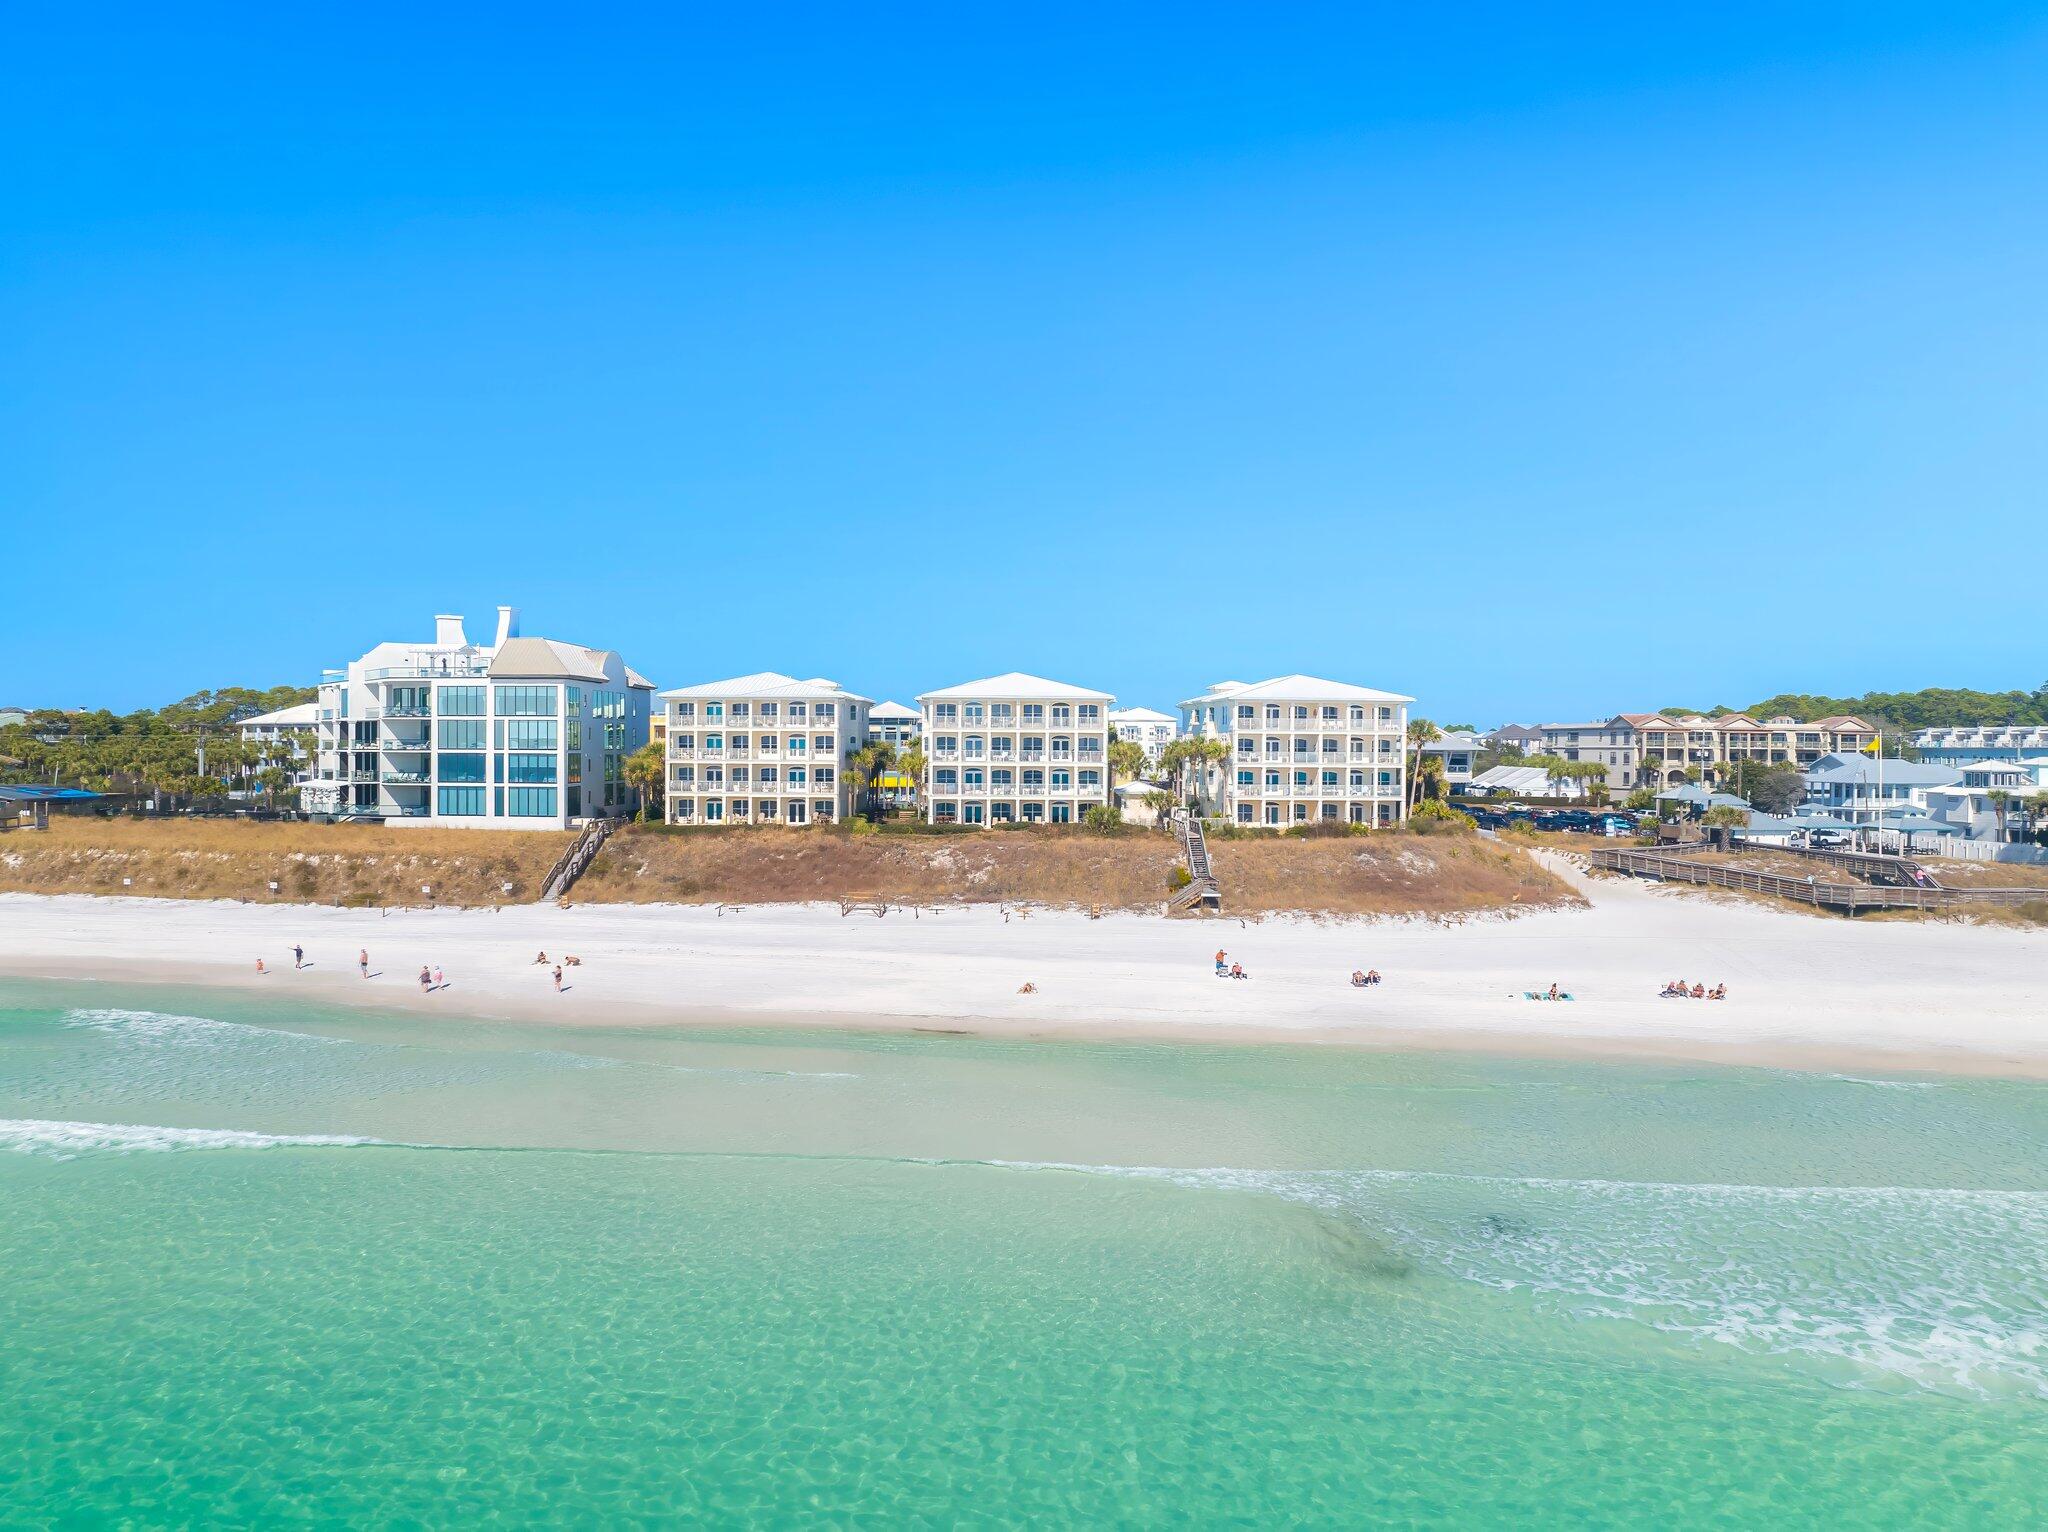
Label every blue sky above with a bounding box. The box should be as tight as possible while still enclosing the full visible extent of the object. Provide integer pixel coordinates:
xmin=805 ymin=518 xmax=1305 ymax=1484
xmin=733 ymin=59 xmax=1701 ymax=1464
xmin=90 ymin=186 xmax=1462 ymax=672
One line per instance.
xmin=5 ymin=4 xmax=2045 ymax=723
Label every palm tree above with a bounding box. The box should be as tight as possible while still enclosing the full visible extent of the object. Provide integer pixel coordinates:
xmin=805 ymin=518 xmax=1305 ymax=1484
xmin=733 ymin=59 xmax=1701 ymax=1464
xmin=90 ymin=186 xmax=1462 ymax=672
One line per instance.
xmin=1405 ymin=718 xmax=1442 ymax=814
xmin=1107 ymin=737 xmax=1148 ymax=801
xmin=622 ymin=740 xmax=665 ymax=820
xmin=1988 ymin=788 xmax=2012 ymax=843
xmin=895 ymin=741 xmax=927 ymax=814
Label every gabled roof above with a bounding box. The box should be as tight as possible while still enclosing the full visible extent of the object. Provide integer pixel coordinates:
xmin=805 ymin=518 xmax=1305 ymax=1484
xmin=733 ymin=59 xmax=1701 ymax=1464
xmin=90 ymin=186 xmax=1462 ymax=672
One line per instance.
xmin=238 ymin=703 xmax=320 ymax=728
xmin=1179 ymin=674 xmax=1414 ymax=708
xmin=1422 ymin=731 xmax=1486 ymax=751
xmin=488 ymin=637 xmax=613 ymax=682
xmin=870 ymin=700 xmax=919 ymax=721
xmin=917 ymin=672 xmax=1113 ymax=703
xmin=1108 ymin=706 xmax=1176 ymax=725
xmin=624 ymin=667 xmax=655 ymax=690
xmin=1810 ymin=715 xmax=1875 ymax=730
xmin=1804 ymin=754 xmax=1961 ymax=786
xmin=660 ymin=671 xmax=870 ymax=703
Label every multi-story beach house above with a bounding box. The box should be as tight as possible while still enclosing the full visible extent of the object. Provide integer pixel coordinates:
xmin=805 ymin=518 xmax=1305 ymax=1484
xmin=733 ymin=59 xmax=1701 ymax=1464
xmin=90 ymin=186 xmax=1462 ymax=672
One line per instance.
xmin=1178 ymin=676 xmax=1412 ymax=828
xmin=1420 ymin=730 xmax=1484 ymax=792
xmin=661 ymin=673 xmax=871 ymax=826
xmin=1914 ymin=724 xmax=2048 ymax=767
xmin=867 ymin=701 xmax=922 ymax=751
xmin=307 ymin=608 xmax=653 ymax=828
xmin=1497 ymin=713 xmax=1879 ymax=793
xmin=918 ymin=673 xmax=1113 ymax=824
xmin=1800 ymin=752 xmax=1961 ymax=827
xmin=1107 ymin=707 xmax=1178 ymax=769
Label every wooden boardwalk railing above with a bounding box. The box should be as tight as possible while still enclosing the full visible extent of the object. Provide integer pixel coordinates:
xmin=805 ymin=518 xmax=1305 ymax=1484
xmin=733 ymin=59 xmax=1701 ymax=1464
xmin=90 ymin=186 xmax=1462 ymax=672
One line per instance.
xmin=1583 ymin=845 xmax=2043 ymax=914
xmin=542 ymin=817 xmax=622 ymax=902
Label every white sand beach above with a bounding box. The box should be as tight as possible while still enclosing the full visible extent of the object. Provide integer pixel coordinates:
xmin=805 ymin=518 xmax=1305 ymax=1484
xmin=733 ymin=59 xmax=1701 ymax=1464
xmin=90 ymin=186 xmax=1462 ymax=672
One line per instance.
xmin=2 ymin=860 xmax=2043 ymax=1076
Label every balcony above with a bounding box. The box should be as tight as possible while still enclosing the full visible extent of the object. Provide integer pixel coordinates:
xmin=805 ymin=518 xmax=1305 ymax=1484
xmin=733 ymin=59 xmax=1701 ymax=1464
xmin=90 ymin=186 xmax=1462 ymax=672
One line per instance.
xmin=361 ymin=657 xmax=490 ymax=681
xmin=381 ymin=772 xmax=430 ymax=785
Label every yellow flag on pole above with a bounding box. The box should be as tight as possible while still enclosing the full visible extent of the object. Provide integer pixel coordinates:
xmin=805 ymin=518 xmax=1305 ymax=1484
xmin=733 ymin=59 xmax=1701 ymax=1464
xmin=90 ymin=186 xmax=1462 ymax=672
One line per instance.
xmin=1862 ymin=735 xmax=1881 ymax=755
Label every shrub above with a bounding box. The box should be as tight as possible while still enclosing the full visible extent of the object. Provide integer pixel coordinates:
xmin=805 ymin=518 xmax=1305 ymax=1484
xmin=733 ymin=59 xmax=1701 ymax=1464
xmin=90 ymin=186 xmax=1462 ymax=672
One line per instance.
xmin=1082 ymin=805 xmax=1125 ymax=831
xmin=1168 ymin=865 xmax=1193 ymax=892
xmin=1406 ymin=800 xmax=1476 ymax=833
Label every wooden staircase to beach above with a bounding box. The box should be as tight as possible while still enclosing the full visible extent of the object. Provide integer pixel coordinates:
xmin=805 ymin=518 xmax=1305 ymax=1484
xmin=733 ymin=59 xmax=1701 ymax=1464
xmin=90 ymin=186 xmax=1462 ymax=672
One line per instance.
xmin=1168 ymin=810 xmax=1222 ymax=915
xmin=542 ymin=817 xmax=621 ymax=902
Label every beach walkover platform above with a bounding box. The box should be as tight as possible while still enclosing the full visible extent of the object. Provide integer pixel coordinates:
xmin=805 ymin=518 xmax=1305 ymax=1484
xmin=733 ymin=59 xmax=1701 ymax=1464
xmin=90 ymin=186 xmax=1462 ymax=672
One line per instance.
xmin=1584 ymin=842 xmax=2041 ymax=916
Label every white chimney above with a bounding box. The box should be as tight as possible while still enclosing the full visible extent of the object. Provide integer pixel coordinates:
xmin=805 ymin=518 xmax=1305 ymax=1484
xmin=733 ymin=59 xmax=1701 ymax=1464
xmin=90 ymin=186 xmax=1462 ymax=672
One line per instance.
xmin=434 ymin=614 xmax=467 ymax=648
xmin=494 ymin=605 xmax=520 ymax=646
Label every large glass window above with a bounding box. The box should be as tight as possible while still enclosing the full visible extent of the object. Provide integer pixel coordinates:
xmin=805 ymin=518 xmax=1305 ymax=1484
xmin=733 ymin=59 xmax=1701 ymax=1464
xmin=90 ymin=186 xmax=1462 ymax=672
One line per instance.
xmin=507 ymin=787 xmax=557 ymax=817
xmin=494 ymin=685 xmax=558 ymax=716
xmin=502 ymin=719 xmax=558 ymax=751
xmin=437 ymin=786 xmax=485 ymax=816
xmin=508 ymin=753 xmax=557 ymax=784
xmin=438 ymin=752 xmax=486 ymax=783
xmin=438 ymin=685 xmax=485 ymax=717
xmin=437 ymin=719 xmax=485 ymax=749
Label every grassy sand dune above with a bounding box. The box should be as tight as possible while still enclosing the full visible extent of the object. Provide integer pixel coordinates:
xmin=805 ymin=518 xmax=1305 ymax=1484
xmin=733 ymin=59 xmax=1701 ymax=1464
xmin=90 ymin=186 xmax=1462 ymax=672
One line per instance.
xmin=0 ymin=819 xmax=571 ymax=906
xmin=0 ymin=818 xmax=1580 ymax=919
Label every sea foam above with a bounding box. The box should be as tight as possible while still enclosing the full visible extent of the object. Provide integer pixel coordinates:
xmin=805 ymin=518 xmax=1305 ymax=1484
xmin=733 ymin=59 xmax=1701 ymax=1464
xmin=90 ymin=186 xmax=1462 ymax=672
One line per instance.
xmin=0 ymin=1117 xmax=388 ymax=1161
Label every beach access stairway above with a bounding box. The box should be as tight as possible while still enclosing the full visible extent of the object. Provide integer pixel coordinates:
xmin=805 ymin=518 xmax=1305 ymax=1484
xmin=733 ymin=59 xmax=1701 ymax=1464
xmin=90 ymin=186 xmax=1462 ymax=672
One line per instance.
xmin=1168 ymin=810 xmax=1222 ymax=915
xmin=542 ymin=817 xmax=621 ymax=902
xmin=1583 ymin=842 xmax=2040 ymax=915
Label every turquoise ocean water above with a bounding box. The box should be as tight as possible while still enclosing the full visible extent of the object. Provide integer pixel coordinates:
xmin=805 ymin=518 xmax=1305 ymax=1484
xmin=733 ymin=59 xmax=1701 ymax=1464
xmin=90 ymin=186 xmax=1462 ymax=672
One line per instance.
xmin=2 ymin=977 xmax=2044 ymax=1524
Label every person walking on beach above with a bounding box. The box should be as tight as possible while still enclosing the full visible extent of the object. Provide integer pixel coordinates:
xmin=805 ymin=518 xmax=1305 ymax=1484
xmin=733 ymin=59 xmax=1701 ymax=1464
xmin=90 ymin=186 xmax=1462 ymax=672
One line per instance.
xmin=359 ymin=948 xmax=369 ymax=979
xmin=419 ymin=965 xmax=432 ymax=993
xmin=432 ymin=965 xmax=445 ymax=990
xmin=552 ymin=963 xmax=564 ymax=993
xmin=293 ymin=944 xmax=304 ymax=970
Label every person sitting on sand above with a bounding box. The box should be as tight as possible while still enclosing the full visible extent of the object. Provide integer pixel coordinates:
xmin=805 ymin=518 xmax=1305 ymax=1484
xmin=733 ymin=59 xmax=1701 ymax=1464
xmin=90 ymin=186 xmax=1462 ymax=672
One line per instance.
xmin=1351 ymin=970 xmax=1368 ymax=988
xmin=1230 ymin=962 xmax=1247 ymax=980
xmin=1366 ymin=969 xmax=1381 ymax=985
xmin=1691 ymin=982 xmax=1706 ymax=999
xmin=1709 ymin=983 xmax=1726 ymax=1000
xmin=1547 ymin=983 xmax=1564 ymax=1001
xmin=564 ymin=956 xmax=581 ymax=967
xmin=534 ymin=951 xmax=549 ymax=965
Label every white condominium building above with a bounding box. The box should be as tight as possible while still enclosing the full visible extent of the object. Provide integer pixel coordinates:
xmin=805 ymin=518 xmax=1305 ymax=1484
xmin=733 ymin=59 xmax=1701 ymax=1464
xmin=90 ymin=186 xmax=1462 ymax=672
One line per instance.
xmin=1179 ymin=676 xmax=1413 ymax=828
xmin=1107 ymin=706 xmax=1178 ymax=768
xmin=661 ymin=673 xmax=871 ymax=826
xmin=918 ymin=673 xmax=1113 ymax=824
xmin=308 ymin=607 xmax=653 ymax=829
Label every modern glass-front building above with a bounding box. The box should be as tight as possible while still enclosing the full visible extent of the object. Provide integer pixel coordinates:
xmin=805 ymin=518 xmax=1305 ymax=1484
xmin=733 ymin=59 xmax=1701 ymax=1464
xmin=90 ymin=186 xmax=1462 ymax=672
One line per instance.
xmin=307 ymin=607 xmax=654 ymax=829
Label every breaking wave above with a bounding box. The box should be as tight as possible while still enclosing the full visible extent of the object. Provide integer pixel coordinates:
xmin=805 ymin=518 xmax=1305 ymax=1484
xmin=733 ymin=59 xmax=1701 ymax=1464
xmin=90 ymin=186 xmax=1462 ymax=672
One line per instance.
xmin=0 ymin=1117 xmax=389 ymax=1161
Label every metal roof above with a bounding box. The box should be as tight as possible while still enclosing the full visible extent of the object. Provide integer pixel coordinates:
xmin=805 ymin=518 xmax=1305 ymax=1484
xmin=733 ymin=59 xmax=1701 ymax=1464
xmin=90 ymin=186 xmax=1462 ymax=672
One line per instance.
xmin=917 ymin=672 xmax=1114 ymax=704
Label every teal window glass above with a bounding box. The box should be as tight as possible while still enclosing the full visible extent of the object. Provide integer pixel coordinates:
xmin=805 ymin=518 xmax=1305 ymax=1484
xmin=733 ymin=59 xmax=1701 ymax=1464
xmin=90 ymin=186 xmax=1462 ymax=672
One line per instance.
xmin=439 ymin=753 xmax=486 ymax=784
xmin=504 ymin=720 xmax=557 ymax=750
xmin=438 ymin=686 xmax=485 ymax=717
xmin=437 ymin=786 xmax=485 ymax=816
xmin=508 ymin=753 xmax=557 ymax=784
xmin=494 ymin=685 xmax=558 ymax=716
xmin=507 ymin=787 xmax=557 ymax=817
xmin=437 ymin=719 xmax=485 ymax=749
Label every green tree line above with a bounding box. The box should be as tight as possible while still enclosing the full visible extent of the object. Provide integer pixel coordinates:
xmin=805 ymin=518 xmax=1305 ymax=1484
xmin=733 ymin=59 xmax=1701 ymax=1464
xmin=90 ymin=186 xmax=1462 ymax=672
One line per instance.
xmin=0 ymin=686 xmax=316 ymax=802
